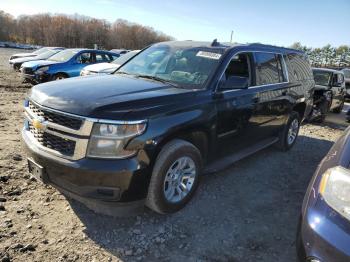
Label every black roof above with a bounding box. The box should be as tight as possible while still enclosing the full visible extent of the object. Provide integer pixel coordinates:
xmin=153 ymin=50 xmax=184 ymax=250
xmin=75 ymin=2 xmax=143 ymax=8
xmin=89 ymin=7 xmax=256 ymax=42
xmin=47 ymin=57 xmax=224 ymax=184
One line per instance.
xmin=159 ymin=40 xmax=304 ymax=54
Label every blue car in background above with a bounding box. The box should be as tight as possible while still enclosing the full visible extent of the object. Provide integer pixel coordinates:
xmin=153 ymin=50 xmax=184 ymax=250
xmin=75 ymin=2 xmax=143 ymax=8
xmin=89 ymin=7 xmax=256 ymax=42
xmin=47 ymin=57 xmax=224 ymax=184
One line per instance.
xmin=297 ymin=127 xmax=350 ymax=262
xmin=21 ymin=49 xmax=119 ymax=84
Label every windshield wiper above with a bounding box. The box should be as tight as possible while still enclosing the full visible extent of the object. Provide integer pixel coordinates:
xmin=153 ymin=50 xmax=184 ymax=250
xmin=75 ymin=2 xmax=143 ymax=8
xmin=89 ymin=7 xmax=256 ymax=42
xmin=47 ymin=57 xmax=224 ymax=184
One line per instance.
xmin=114 ymin=71 xmax=130 ymax=75
xmin=134 ymin=74 xmax=178 ymax=87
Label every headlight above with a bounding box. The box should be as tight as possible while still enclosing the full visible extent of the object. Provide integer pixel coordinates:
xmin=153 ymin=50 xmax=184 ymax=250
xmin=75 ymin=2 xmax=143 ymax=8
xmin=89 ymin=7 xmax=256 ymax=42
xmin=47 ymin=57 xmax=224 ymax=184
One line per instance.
xmin=320 ymin=166 xmax=350 ymax=221
xmin=87 ymin=121 xmax=147 ymax=159
xmin=36 ymin=66 xmax=49 ymax=74
xmin=80 ymin=69 xmax=88 ymax=76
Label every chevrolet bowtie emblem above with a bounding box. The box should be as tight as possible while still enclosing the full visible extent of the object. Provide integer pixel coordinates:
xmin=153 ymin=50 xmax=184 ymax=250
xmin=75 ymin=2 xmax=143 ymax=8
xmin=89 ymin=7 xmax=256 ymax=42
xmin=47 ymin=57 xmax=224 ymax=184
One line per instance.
xmin=32 ymin=117 xmax=46 ymax=130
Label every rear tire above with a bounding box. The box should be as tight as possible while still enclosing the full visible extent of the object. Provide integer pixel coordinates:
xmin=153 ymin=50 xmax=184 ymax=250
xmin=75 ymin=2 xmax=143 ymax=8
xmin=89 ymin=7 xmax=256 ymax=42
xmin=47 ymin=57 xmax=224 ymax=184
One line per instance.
xmin=276 ymin=111 xmax=300 ymax=151
xmin=13 ymin=64 xmax=21 ymax=71
xmin=146 ymin=139 xmax=202 ymax=214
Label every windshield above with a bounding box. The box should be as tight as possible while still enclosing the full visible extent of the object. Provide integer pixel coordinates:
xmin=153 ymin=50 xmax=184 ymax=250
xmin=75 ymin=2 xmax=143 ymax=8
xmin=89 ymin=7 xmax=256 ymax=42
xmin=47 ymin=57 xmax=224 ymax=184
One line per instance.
xmin=116 ymin=43 xmax=223 ymax=88
xmin=342 ymin=69 xmax=350 ymax=78
xmin=112 ymin=51 xmax=139 ymax=65
xmin=313 ymin=70 xmax=332 ymax=86
xmin=48 ymin=50 xmax=78 ymax=62
xmin=32 ymin=47 xmax=50 ymax=55
xmin=36 ymin=49 xmax=61 ymax=59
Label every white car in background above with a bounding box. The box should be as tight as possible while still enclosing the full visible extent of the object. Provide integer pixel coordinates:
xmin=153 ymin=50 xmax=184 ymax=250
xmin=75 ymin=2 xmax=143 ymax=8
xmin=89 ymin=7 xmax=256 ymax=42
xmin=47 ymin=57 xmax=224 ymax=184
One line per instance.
xmin=9 ymin=47 xmax=61 ymax=61
xmin=80 ymin=50 xmax=140 ymax=76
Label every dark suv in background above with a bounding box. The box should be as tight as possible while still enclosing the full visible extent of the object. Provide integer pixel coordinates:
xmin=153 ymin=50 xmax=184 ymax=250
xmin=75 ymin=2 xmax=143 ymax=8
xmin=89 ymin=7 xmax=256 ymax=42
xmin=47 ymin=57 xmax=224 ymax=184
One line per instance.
xmin=22 ymin=41 xmax=314 ymax=215
xmin=342 ymin=68 xmax=350 ymax=98
xmin=311 ymin=68 xmax=346 ymax=122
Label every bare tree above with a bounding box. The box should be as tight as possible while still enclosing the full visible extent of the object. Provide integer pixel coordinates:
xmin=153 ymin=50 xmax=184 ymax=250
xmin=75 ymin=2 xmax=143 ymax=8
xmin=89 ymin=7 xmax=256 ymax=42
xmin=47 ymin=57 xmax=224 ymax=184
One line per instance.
xmin=0 ymin=10 xmax=173 ymax=49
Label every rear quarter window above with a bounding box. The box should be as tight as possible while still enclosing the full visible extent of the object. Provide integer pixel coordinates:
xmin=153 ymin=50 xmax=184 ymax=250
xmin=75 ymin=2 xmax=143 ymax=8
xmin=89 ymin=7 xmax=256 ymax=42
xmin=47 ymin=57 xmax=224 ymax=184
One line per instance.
xmin=285 ymin=53 xmax=313 ymax=82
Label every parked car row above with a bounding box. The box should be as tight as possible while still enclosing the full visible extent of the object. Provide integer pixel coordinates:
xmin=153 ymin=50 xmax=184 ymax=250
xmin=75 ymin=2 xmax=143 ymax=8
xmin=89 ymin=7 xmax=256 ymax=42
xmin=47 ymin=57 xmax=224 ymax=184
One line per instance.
xmin=10 ymin=47 xmax=64 ymax=71
xmin=8 ymin=40 xmax=350 ymax=262
xmin=8 ymin=47 xmax=138 ymax=83
xmin=20 ymin=49 xmax=119 ymax=83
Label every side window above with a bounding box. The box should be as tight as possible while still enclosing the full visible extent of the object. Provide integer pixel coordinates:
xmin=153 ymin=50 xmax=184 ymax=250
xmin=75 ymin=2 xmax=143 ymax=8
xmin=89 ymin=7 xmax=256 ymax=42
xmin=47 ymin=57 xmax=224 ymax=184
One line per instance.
xmin=254 ymin=53 xmax=282 ymax=85
xmin=76 ymin=52 xmax=93 ymax=64
xmin=286 ymin=53 xmax=313 ymax=81
xmin=334 ymin=73 xmax=344 ymax=85
xmin=109 ymin=55 xmax=119 ymax=61
xmin=276 ymin=54 xmax=286 ymax=82
xmin=220 ymin=53 xmax=252 ymax=89
xmin=95 ymin=53 xmax=108 ymax=62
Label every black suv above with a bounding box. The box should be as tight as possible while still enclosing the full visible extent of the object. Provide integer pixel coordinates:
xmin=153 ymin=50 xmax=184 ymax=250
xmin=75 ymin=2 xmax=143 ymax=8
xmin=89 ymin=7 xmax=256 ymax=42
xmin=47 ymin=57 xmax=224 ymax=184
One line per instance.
xmin=22 ymin=41 xmax=314 ymax=215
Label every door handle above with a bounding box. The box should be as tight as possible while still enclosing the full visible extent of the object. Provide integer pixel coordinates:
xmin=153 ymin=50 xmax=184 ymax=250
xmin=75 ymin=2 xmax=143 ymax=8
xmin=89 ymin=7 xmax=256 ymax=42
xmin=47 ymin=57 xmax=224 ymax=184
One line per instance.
xmin=252 ymin=97 xmax=259 ymax=103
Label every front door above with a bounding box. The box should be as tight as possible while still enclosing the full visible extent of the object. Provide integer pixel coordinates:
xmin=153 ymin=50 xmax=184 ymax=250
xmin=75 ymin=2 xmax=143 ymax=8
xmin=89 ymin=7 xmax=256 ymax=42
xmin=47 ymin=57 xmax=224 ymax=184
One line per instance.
xmin=215 ymin=51 xmax=290 ymax=157
xmin=330 ymin=72 xmax=345 ymax=110
xmin=71 ymin=52 xmax=95 ymax=77
xmin=215 ymin=52 xmax=262 ymax=155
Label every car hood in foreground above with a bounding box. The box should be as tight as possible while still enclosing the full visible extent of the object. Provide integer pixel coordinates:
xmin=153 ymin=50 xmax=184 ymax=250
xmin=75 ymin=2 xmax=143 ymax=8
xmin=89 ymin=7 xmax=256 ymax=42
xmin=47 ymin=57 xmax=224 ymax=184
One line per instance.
xmin=28 ymin=74 xmax=197 ymax=120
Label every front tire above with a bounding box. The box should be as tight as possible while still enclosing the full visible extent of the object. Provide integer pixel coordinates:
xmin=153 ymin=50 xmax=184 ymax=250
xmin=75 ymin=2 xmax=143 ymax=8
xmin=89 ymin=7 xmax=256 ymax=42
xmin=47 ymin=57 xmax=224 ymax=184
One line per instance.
xmin=53 ymin=73 xmax=68 ymax=81
xmin=333 ymin=97 xmax=344 ymax=114
xmin=276 ymin=111 xmax=300 ymax=151
xmin=146 ymin=139 xmax=202 ymax=214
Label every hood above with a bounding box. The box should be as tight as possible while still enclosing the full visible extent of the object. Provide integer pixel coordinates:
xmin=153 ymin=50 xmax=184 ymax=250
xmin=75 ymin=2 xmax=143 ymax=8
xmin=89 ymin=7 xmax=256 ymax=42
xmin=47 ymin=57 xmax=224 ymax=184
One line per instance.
xmin=10 ymin=52 xmax=35 ymax=59
xmin=21 ymin=60 xmax=60 ymax=70
xmin=10 ymin=56 xmax=41 ymax=64
xmin=29 ymin=74 xmax=196 ymax=119
xmin=314 ymin=84 xmax=330 ymax=91
xmin=83 ymin=63 xmax=119 ymax=73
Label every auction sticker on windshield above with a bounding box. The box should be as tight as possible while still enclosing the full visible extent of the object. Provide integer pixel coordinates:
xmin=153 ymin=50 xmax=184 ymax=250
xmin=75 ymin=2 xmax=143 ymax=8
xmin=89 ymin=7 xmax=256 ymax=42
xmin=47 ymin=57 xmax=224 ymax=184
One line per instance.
xmin=196 ymin=51 xmax=222 ymax=60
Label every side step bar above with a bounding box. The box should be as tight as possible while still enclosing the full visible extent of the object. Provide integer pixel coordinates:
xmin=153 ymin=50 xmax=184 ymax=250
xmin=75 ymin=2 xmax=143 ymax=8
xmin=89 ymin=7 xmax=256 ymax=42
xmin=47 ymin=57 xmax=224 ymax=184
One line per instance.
xmin=203 ymin=137 xmax=279 ymax=175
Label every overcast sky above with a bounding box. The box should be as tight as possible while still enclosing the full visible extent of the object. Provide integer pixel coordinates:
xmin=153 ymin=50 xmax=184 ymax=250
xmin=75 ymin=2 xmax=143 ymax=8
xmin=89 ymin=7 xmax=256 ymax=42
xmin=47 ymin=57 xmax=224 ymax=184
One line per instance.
xmin=1 ymin=0 xmax=349 ymax=47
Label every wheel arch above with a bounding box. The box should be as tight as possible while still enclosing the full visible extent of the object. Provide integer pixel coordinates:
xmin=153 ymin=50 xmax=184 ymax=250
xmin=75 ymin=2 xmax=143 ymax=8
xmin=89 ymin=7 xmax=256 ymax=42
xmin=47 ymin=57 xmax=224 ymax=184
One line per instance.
xmin=154 ymin=127 xmax=211 ymax=165
xmin=54 ymin=72 xmax=69 ymax=79
xmin=292 ymin=102 xmax=306 ymax=120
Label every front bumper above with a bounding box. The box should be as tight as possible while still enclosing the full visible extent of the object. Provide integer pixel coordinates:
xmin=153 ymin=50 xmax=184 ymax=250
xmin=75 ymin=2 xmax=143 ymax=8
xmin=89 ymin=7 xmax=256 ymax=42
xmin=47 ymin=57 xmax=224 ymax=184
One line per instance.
xmin=21 ymin=72 xmax=50 ymax=84
xmin=298 ymin=199 xmax=350 ymax=262
xmin=22 ymin=128 xmax=151 ymax=216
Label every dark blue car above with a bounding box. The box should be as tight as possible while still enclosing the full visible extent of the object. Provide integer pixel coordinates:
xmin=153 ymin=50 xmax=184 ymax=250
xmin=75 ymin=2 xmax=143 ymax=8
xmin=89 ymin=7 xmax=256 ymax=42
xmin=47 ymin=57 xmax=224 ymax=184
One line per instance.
xmin=297 ymin=127 xmax=350 ymax=262
xmin=20 ymin=49 xmax=119 ymax=83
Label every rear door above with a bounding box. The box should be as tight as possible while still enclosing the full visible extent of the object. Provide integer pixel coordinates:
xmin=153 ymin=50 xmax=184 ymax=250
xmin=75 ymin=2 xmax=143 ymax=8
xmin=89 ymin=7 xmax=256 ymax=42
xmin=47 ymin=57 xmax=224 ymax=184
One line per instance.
xmin=330 ymin=72 xmax=345 ymax=109
xmin=249 ymin=52 xmax=290 ymax=139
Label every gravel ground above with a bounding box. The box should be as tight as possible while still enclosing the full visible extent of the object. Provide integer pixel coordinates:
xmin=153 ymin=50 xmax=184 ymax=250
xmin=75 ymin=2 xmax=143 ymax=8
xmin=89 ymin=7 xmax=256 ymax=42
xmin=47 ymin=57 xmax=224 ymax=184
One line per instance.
xmin=0 ymin=47 xmax=348 ymax=262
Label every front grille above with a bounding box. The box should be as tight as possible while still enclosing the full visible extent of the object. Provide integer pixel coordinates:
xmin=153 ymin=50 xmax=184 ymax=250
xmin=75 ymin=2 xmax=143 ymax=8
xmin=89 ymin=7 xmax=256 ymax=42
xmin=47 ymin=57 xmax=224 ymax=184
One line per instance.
xmin=23 ymin=67 xmax=34 ymax=75
xmin=29 ymin=101 xmax=82 ymax=130
xmin=29 ymin=123 xmax=76 ymax=156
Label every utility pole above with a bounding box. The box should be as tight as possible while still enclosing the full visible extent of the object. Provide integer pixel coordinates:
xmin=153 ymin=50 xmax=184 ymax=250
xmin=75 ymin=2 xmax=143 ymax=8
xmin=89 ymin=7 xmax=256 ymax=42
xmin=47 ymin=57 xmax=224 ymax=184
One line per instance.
xmin=230 ymin=30 xmax=234 ymax=43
